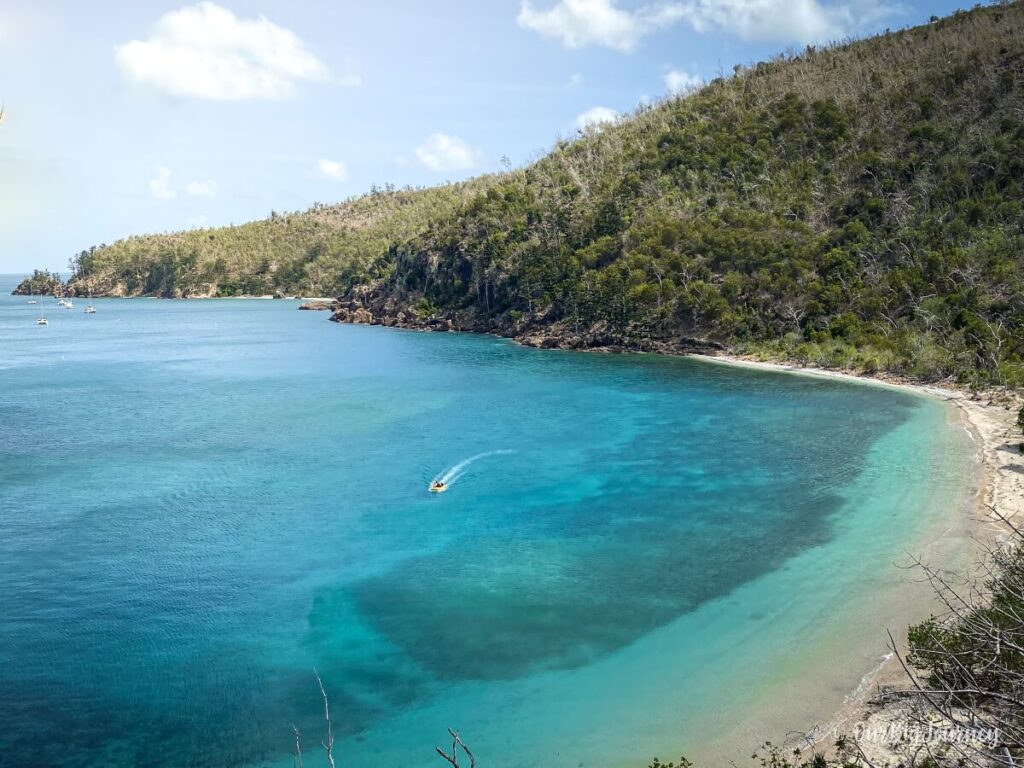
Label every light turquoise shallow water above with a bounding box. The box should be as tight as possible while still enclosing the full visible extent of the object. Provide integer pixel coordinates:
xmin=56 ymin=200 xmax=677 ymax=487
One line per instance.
xmin=0 ymin=275 xmax=975 ymax=767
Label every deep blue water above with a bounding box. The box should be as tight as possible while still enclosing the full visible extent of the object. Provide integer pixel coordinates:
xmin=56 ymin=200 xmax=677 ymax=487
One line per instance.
xmin=0 ymin=276 xmax=973 ymax=767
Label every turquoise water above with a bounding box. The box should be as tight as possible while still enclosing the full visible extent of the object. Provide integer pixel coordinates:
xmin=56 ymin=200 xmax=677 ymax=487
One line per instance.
xmin=0 ymin=276 xmax=974 ymax=767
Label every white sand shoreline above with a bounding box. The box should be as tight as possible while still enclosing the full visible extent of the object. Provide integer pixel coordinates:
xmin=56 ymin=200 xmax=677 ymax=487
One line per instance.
xmin=691 ymin=352 xmax=1023 ymax=759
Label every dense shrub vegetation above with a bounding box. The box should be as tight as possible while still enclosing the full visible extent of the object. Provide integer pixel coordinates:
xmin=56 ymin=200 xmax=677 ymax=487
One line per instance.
xmin=58 ymin=2 xmax=1024 ymax=384
xmin=900 ymin=520 xmax=1024 ymax=767
xmin=370 ymin=2 xmax=1024 ymax=385
xmin=12 ymin=269 xmax=64 ymax=296
xmin=62 ymin=180 xmax=500 ymax=299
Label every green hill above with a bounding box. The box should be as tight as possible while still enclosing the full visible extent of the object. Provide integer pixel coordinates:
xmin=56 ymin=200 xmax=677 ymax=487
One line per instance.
xmin=56 ymin=179 xmax=501 ymax=298
xmin=43 ymin=2 xmax=1024 ymax=384
xmin=11 ymin=269 xmax=64 ymax=297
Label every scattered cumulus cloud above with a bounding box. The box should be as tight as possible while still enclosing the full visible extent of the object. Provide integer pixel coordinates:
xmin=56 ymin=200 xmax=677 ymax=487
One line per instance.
xmin=148 ymin=166 xmax=176 ymax=199
xmin=671 ymin=0 xmax=863 ymax=42
xmin=415 ymin=133 xmax=482 ymax=172
xmin=316 ymin=158 xmax=350 ymax=181
xmin=518 ymin=0 xmax=899 ymax=50
xmin=576 ymin=106 xmax=619 ymax=130
xmin=517 ymin=0 xmax=683 ymax=52
xmin=664 ymin=68 xmax=702 ymax=95
xmin=186 ymin=179 xmax=218 ymax=197
xmin=115 ymin=2 xmax=330 ymax=100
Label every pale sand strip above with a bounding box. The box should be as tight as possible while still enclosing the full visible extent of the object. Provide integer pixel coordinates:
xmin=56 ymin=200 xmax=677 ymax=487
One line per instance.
xmin=692 ymin=353 xmax=1023 ymax=761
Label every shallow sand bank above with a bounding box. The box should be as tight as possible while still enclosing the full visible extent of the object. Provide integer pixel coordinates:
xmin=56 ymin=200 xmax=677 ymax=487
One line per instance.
xmin=692 ymin=353 xmax=1023 ymax=760
xmin=692 ymin=353 xmax=1023 ymax=531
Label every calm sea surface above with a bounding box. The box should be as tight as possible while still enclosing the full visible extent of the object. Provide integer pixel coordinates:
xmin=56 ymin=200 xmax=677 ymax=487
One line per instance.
xmin=0 ymin=275 xmax=974 ymax=767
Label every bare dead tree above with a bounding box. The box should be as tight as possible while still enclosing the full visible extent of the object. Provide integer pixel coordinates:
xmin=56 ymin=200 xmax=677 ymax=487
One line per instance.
xmin=435 ymin=728 xmax=476 ymax=768
xmin=292 ymin=725 xmax=304 ymax=768
xmin=314 ymin=669 xmax=336 ymax=768
xmin=863 ymin=505 xmax=1024 ymax=768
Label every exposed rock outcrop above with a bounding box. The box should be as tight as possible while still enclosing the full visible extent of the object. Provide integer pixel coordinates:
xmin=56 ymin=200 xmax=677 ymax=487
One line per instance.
xmin=328 ymin=296 xmax=726 ymax=356
xmin=12 ymin=270 xmax=65 ymax=297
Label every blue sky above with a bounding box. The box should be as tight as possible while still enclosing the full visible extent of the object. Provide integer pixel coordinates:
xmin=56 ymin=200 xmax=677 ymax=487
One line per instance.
xmin=0 ymin=0 xmax=968 ymax=272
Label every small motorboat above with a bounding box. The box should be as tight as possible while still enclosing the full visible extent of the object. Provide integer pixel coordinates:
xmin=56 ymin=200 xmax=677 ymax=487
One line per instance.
xmin=27 ymin=298 xmax=37 ymax=305
xmin=84 ymin=304 xmax=96 ymax=314
xmin=36 ymin=316 xmax=48 ymax=326
xmin=429 ymin=481 xmax=448 ymax=493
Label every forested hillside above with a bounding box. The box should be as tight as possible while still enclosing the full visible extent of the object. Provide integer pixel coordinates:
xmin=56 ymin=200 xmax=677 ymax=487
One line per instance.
xmin=11 ymin=269 xmax=63 ymax=297
xmin=44 ymin=3 xmax=1024 ymax=384
xmin=56 ymin=179 xmax=500 ymax=298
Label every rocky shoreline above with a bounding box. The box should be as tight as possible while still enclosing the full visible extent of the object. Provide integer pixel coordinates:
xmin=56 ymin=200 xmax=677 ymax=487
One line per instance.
xmin=326 ymin=298 xmax=727 ymax=355
xmin=297 ymin=301 xmax=335 ymax=311
xmin=11 ymin=274 xmax=326 ymax=302
xmin=11 ymin=271 xmax=65 ymax=297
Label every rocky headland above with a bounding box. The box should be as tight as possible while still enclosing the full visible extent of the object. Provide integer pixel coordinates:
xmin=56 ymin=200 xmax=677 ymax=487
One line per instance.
xmin=327 ymin=293 xmax=726 ymax=355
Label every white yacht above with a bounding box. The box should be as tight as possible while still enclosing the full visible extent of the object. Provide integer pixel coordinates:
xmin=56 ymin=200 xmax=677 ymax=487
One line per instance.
xmin=84 ymin=304 xmax=96 ymax=314
xmin=36 ymin=291 xmax=50 ymax=324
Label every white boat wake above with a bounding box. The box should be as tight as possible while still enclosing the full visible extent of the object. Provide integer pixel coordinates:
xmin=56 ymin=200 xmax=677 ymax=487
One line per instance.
xmin=433 ymin=450 xmax=516 ymax=488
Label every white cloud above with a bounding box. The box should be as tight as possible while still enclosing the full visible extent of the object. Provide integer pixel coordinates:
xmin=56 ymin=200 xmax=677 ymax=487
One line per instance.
xmin=148 ymin=166 xmax=176 ymax=199
xmin=115 ymin=2 xmax=329 ymax=100
xmin=518 ymin=0 xmax=683 ymax=52
xmin=316 ymin=158 xmax=349 ymax=181
xmin=186 ymin=179 xmax=218 ymax=197
xmin=518 ymin=0 xmax=898 ymax=49
xmin=415 ymin=133 xmax=482 ymax=172
xmin=673 ymin=0 xmax=837 ymax=42
xmin=576 ymin=106 xmax=619 ymax=130
xmin=665 ymin=68 xmax=703 ymax=95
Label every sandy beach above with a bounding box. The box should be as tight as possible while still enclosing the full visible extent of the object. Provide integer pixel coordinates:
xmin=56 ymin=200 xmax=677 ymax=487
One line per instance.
xmin=694 ymin=353 xmax=1024 ymax=761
